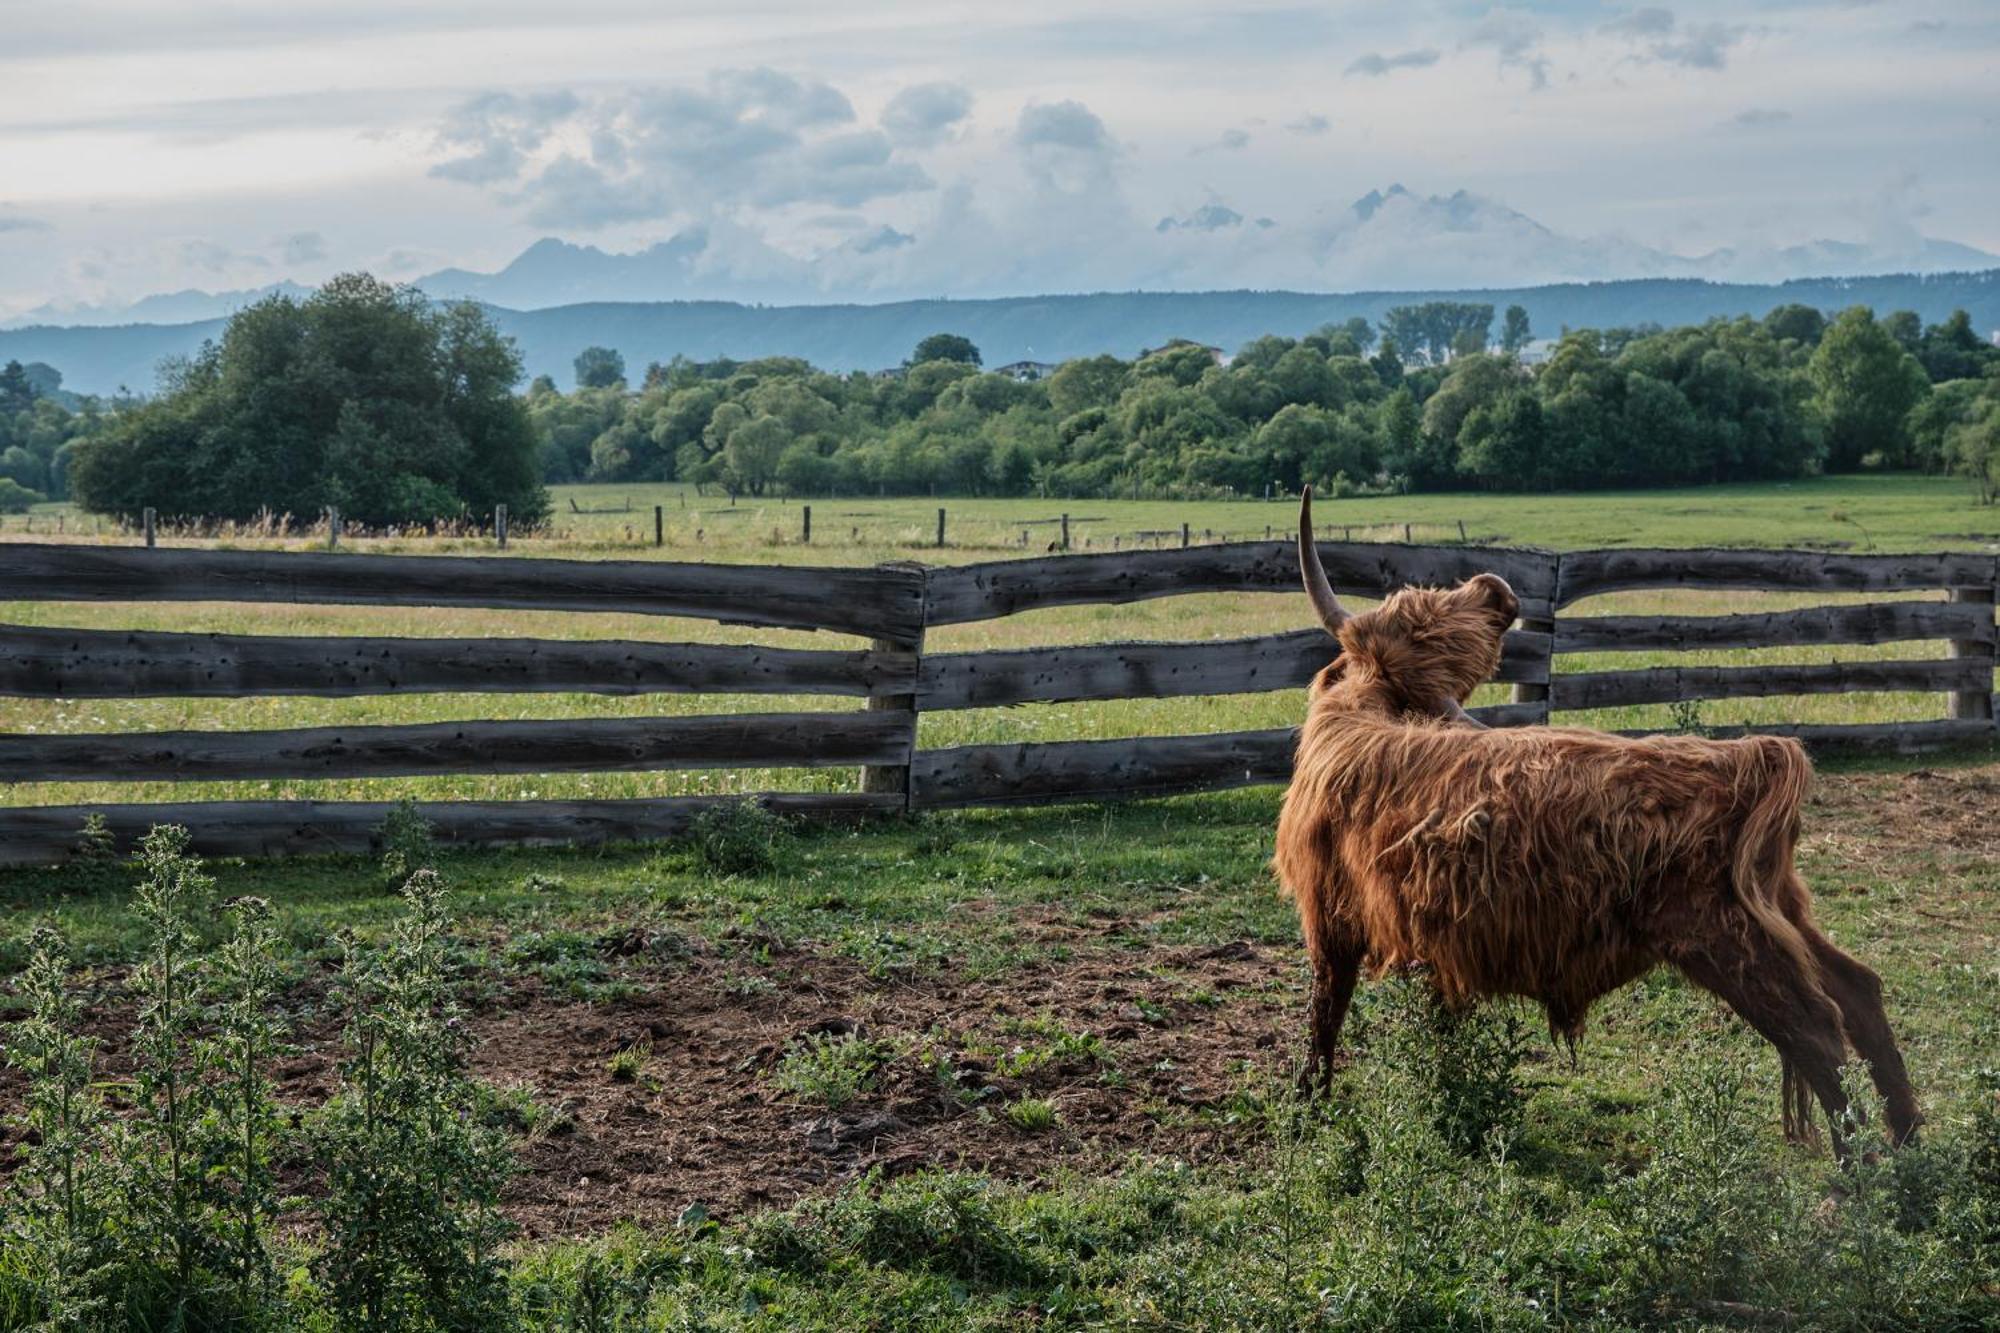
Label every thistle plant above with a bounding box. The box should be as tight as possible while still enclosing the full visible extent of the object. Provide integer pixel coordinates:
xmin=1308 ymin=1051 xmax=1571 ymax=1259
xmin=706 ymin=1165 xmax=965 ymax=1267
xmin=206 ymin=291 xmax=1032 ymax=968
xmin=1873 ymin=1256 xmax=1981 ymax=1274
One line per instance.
xmin=202 ymin=893 xmax=288 ymax=1304
xmin=4 ymin=927 xmax=120 ymax=1329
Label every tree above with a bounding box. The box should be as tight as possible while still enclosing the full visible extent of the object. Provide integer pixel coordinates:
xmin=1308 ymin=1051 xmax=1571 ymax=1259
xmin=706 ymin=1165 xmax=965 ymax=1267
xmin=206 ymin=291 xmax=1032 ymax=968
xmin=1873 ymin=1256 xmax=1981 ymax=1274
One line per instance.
xmin=1809 ymin=307 xmax=1930 ymax=470
xmin=573 ymin=346 xmax=626 ymax=389
xmin=1500 ymin=305 xmax=1532 ymax=354
xmin=907 ymin=333 xmax=981 ymax=367
xmin=722 ymin=414 xmax=790 ymax=495
xmin=0 ymin=360 xmax=35 ymax=414
xmin=68 ymin=274 xmax=548 ymax=527
xmin=1762 ymin=303 xmax=1826 ymax=348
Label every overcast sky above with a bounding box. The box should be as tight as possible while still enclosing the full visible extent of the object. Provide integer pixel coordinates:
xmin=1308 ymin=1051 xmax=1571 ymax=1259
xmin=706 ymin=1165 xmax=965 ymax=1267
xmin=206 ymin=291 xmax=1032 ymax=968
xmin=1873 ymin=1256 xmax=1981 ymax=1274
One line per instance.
xmin=0 ymin=0 xmax=1995 ymax=316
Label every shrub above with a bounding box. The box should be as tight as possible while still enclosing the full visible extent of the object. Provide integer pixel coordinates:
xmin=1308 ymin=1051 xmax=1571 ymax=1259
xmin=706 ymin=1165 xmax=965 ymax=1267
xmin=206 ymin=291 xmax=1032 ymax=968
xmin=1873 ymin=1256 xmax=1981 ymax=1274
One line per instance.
xmin=1005 ymin=1098 xmax=1058 ymax=1133
xmin=2 ymin=927 xmax=122 ymax=1327
xmin=0 ymin=476 xmax=41 ymax=513
xmin=1364 ymin=974 xmax=1531 ymax=1155
xmin=689 ymin=800 xmax=789 ymax=876
xmin=376 ymin=797 xmax=437 ymax=887
xmin=315 ymin=869 xmax=515 ymax=1329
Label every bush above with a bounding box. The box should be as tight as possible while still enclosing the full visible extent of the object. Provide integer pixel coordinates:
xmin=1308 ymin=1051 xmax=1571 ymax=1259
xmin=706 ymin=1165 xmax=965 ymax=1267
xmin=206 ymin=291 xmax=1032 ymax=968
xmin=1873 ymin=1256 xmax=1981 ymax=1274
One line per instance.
xmin=0 ymin=476 xmax=41 ymax=513
xmin=315 ymin=869 xmax=516 ymax=1329
xmin=1363 ymin=974 xmax=1531 ymax=1155
xmin=688 ymin=800 xmax=790 ymax=876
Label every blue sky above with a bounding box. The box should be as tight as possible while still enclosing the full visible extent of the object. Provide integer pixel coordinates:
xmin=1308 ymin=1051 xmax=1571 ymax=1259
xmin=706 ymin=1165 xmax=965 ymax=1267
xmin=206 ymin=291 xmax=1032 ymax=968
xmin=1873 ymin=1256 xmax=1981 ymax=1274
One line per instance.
xmin=0 ymin=0 xmax=1994 ymax=315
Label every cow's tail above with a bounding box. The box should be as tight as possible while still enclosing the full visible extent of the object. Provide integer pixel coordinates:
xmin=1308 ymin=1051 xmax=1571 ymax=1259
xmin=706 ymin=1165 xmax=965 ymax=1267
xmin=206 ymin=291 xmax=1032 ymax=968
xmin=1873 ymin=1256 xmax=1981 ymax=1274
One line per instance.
xmin=1728 ymin=736 xmax=1816 ymax=973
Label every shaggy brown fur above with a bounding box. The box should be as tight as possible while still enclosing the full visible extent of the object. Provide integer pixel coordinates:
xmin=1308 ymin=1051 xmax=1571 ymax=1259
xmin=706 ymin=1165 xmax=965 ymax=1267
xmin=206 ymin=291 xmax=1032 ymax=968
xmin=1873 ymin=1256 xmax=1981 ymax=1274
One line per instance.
xmin=1274 ymin=494 xmax=1920 ymax=1149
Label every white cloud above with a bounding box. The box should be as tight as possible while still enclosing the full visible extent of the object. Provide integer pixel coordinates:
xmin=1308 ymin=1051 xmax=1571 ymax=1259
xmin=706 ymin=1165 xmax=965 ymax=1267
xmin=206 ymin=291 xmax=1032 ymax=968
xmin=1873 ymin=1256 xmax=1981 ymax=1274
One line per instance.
xmin=1344 ymin=49 xmax=1439 ymax=77
xmin=880 ymin=81 xmax=972 ymax=147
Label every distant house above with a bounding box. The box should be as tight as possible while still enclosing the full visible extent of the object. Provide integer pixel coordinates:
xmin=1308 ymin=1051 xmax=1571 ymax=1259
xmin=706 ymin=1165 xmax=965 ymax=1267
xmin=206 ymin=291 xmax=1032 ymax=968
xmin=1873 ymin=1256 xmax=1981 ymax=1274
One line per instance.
xmin=994 ymin=359 xmax=1057 ymax=382
xmin=870 ymin=366 xmax=907 ymax=382
xmin=1138 ymin=338 xmax=1226 ymax=366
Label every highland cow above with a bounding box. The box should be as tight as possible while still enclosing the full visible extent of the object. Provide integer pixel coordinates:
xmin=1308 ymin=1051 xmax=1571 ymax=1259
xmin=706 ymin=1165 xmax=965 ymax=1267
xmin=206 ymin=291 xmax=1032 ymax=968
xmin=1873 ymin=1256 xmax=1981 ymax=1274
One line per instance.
xmin=1273 ymin=488 xmax=1920 ymax=1149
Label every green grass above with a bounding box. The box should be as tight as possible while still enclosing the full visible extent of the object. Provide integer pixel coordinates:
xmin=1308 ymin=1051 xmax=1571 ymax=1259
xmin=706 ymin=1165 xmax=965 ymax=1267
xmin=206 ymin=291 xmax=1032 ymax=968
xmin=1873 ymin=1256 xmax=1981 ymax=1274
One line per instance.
xmin=1 ymin=768 xmax=1995 ymax=1327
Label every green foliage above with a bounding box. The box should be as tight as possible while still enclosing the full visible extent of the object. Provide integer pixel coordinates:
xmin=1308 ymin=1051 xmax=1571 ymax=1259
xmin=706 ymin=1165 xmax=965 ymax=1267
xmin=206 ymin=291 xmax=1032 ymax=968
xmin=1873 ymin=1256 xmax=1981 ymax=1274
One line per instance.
xmin=572 ymin=345 xmax=625 ymax=390
xmin=1364 ymin=975 xmax=1531 ymax=1155
xmin=1004 ymin=1097 xmax=1058 ymax=1132
xmin=67 ymin=274 xmax=548 ymax=527
xmin=1811 ymin=306 xmax=1933 ymax=469
xmin=688 ymin=800 xmax=788 ymax=877
xmin=377 ymin=797 xmax=438 ymax=887
xmin=315 ymin=869 xmax=516 ymax=1329
xmin=3 ymin=927 xmax=122 ymax=1328
xmin=906 ymin=333 xmax=981 ymax=367
xmin=770 ymin=1032 xmax=893 ymax=1109
xmin=0 ymin=477 xmax=40 ymax=512
xmin=70 ymin=813 xmax=116 ymax=865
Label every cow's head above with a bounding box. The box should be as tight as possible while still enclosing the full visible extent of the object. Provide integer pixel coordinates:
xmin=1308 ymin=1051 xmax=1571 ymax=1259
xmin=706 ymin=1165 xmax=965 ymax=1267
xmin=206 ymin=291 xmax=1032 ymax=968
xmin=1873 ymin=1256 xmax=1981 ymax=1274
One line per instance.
xmin=1297 ymin=487 xmax=1518 ymax=725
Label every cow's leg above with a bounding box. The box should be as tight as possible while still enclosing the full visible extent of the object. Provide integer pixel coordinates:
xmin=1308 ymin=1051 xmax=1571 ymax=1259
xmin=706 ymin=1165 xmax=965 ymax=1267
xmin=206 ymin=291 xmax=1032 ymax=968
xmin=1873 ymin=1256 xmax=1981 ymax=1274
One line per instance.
xmin=1301 ymin=929 xmax=1365 ymax=1094
xmin=1799 ymin=926 xmax=1921 ymax=1145
xmin=1670 ymin=928 xmax=1853 ymax=1155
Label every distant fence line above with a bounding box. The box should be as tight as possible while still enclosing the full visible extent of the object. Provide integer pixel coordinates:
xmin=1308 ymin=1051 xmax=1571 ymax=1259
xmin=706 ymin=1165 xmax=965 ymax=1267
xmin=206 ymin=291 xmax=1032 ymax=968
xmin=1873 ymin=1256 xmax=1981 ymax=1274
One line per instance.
xmin=0 ymin=537 xmax=1993 ymax=865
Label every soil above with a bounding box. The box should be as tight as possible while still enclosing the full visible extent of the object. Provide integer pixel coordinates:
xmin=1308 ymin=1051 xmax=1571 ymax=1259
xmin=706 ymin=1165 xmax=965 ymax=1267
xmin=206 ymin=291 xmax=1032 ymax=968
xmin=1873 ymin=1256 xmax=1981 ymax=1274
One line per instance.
xmin=0 ymin=921 xmax=1296 ymax=1239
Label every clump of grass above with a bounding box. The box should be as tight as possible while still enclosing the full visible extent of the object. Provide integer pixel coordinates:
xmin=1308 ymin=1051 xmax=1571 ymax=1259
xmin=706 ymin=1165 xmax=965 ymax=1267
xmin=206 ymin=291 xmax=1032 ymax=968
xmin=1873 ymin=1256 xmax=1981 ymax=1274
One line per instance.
xmin=689 ymin=801 xmax=790 ymax=876
xmin=607 ymin=1042 xmax=650 ymax=1084
xmin=770 ymin=1032 xmax=892 ymax=1109
xmin=1005 ymin=1097 xmax=1058 ymax=1132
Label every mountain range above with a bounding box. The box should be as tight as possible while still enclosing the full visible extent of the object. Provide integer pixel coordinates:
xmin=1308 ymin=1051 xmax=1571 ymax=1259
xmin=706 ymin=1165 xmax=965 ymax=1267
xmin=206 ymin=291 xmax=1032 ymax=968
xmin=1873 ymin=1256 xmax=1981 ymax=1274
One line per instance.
xmin=5 ymin=270 xmax=1998 ymax=400
xmin=7 ymin=185 xmax=1996 ymax=331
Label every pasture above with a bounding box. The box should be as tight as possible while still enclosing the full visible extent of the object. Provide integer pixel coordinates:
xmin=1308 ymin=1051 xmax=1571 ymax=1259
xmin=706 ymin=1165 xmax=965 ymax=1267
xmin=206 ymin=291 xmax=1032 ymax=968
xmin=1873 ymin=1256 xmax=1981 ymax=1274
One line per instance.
xmin=1 ymin=471 xmax=1997 ymax=1327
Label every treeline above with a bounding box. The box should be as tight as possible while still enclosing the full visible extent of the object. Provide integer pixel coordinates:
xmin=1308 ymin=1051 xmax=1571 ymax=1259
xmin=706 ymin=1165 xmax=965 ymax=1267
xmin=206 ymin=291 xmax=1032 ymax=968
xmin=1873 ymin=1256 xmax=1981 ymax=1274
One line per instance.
xmin=532 ymin=302 xmax=2000 ymax=499
xmin=0 ymin=360 xmax=114 ymax=511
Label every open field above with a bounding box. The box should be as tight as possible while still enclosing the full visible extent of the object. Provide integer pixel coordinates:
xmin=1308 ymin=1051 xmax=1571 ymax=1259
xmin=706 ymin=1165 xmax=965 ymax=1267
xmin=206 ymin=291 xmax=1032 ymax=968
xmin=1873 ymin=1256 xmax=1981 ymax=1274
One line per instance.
xmin=1 ymin=757 xmax=1996 ymax=1325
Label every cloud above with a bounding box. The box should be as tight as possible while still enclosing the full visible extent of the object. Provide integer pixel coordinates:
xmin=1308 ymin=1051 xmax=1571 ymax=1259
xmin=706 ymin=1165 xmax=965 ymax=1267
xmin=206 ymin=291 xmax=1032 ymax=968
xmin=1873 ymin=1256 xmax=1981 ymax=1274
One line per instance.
xmin=1344 ymin=48 xmax=1440 ymax=77
xmin=0 ymin=216 xmax=52 ymax=235
xmin=880 ymin=81 xmax=972 ymax=147
xmin=1729 ymin=107 xmax=1791 ymax=129
xmin=1014 ymin=99 xmax=1120 ymax=194
xmin=1156 ymin=203 xmax=1244 ymax=233
xmin=278 ymin=231 xmax=327 ymax=264
xmin=1464 ymin=11 xmax=1548 ymax=89
xmin=431 ymin=70 xmax=933 ymax=229
xmin=1601 ymin=8 xmax=1748 ymax=70
xmin=1285 ymin=113 xmax=1330 ymax=135
xmin=1191 ymin=127 xmax=1251 ymax=155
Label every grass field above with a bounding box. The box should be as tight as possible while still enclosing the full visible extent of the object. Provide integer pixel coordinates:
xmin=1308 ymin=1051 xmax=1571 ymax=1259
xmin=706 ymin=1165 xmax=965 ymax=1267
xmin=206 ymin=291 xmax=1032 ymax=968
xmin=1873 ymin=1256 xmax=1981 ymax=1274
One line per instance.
xmin=1 ymin=474 xmax=1998 ymax=1326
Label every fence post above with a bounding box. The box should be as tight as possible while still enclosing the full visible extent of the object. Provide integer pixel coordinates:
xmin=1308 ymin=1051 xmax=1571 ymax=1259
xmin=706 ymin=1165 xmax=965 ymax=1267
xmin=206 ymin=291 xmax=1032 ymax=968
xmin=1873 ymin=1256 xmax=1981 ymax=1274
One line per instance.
xmin=1060 ymin=513 xmax=1070 ymax=551
xmin=1947 ymin=579 xmax=1997 ymax=725
xmin=143 ymin=507 xmax=156 ymax=547
xmin=860 ymin=562 xmax=925 ymax=810
xmin=1512 ymin=552 xmax=1560 ymax=725
xmin=802 ymin=504 xmax=811 ymax=544
xmin=1181 ymin=522 xmax=1190 ymax=549
xmin=655 ymin=505 xmax=664 ymax=546
xmin=937 ymin=507 xmax=946 ymax=548
xmin=495 ymin=504 xmax=508 ymax=549
xmin=328 ymin=507 xmax=340 ymax=550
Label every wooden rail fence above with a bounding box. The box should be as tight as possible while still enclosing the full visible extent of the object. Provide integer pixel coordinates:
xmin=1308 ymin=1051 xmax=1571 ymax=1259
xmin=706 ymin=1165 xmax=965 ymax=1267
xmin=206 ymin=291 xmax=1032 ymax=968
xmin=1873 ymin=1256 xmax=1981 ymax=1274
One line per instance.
xmin=0 ymin=539 xmax=1993 ymax=865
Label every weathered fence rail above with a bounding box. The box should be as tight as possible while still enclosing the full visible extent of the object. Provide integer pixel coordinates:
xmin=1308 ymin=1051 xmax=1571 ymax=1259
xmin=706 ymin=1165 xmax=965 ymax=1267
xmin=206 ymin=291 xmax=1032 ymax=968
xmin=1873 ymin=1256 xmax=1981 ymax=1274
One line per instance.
xmin=0 ymin=537 xmax=1994 ymax=864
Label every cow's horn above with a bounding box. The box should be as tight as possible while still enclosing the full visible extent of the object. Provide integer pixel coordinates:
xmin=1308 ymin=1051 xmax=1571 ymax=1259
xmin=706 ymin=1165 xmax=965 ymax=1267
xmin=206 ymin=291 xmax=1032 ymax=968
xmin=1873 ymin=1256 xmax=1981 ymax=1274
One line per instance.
xmin=1432 ymin=695 xmax=1488 ymax=729
xmin=1298 ymin=486 xmax=1348 ymax=636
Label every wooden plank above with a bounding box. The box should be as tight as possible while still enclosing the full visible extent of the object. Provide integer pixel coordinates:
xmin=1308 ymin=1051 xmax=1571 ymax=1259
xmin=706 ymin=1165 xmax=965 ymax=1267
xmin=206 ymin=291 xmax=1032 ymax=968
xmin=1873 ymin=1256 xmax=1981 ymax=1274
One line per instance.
xmin=0 ymin=543 xmax=925 ymax=640
xmin=1615 ymin=718 xmax=1993 ymax=756
xmin=1556 ymin=548 xmax=1996 ymax=606
xmin=1552 ymin=657 xmax=1992 ymax=711
xmin=926 ymin=541 xmax=1559 ymax=626
xmin=911 ymin=728 xmax=1298 ymax=807
xmin=1554 ymin=600 xmax=1996 ymax=655
xmin=0 ymin=792 xmax=900 ymax=866
xmin=917 ymin=629 xmax=1549 ymax=710
xmin=860 ymin=561 xmax=927 ymax=808
xmin=0 ymin=624 xmax=914 ymax=700
xmin=0 ymin=711 xmax=914 ymax=783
